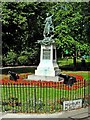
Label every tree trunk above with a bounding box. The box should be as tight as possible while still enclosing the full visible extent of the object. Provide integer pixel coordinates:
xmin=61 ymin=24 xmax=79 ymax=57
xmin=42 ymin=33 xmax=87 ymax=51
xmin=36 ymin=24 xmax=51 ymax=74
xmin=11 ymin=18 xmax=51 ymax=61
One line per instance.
xmin=62 ymin=53 xmax=64 ymax=59
xmin=73 ymin=54 xmax=76 ymax=67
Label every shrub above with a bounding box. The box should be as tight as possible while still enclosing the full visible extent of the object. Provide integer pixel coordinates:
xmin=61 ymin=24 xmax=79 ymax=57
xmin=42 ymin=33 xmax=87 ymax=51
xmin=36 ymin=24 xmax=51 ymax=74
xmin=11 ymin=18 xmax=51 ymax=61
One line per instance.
xmin=17 ymin=55 xmax=28 ymax=65
xmin=3 ymin=50 xmax=17 ymax=65
xmin=18 ymin=49 xmax=40 ymax=65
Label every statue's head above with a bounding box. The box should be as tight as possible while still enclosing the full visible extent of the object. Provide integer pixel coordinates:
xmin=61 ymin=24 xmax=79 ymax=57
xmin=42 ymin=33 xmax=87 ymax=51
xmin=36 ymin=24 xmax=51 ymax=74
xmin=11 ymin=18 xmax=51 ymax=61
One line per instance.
xmin=46 ymin=13 xmax=49 ymax=16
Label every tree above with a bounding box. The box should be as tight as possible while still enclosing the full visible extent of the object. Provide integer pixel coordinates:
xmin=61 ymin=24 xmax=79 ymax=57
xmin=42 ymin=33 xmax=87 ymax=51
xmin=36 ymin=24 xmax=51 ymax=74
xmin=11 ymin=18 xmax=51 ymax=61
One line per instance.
xmin=2 ymin=2 xmax=90 ymax=66
xmin=50 ymin=2 xmax=90 ymax=63
xmin=2 ymin=2 xmax=52 ymax=65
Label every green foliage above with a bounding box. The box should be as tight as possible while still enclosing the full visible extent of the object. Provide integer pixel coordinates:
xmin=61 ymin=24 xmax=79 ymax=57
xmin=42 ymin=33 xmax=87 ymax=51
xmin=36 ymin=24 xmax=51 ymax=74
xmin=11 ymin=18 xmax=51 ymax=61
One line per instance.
xmin=17 ymin=55 xmax=28 ymax=65
xmin=2 ymin=2 xmax=90 ymax=66
xmin=17 ymin=47 xmax=40 ymax=65
xmin=3 ymin=50 xmax=17 ymax=65
xmin=2 ymin=2 xmax=50 ymax=55
xmin=53 ymin=2 xmax=90 ymax=56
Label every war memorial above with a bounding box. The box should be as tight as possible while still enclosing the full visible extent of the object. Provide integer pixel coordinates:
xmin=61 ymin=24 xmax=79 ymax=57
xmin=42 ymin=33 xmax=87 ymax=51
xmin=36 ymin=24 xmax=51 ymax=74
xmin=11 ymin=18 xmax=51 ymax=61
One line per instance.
xmin=28 ymin=13 xmax=61 ymax=81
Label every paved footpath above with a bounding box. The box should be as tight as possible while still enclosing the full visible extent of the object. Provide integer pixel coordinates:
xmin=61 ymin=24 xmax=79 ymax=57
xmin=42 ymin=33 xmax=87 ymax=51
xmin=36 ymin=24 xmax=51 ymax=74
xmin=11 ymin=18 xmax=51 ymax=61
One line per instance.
xmin=0 ymin=107 xmax=89 ymax=120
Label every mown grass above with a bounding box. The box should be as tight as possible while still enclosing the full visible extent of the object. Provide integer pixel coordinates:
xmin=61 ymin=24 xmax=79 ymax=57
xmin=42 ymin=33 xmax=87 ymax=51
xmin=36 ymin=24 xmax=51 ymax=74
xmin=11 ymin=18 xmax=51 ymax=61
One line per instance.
xmin=58 ymin=58 xmax=90 ymax=66
xmin=58 ymin=58 xmax=90 ymax=71
xmin=61 ymin=71 xmax=89 ymax=96
xmin=1 ymin=84 xmax=86 ymax=113
xmin=61 ymin=71 xmax=89 ymax=81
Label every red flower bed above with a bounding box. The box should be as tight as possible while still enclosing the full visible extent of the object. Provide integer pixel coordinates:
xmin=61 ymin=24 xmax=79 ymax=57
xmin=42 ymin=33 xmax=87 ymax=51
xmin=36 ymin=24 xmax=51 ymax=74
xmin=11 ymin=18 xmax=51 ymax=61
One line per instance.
xmin=69 ymin=74 xmax=83 ymax=81
xmin=0 ymin=74 xmax=87 ymax=90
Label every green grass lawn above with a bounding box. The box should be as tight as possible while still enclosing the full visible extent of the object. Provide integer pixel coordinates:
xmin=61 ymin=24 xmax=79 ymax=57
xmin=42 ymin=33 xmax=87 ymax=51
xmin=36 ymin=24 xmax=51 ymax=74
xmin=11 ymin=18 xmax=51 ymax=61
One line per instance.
xmin=58 ymin=58 xmax=90 ymax=66
xmin=1 ymin=81 xmax=88 ymax=113
xmin=61 ymin=71 xmax=89 ymax=81
xmin=58 ymin=58 xmax=90 ymax=71
xmin=61 ymin=71 xmax=89 ymax=97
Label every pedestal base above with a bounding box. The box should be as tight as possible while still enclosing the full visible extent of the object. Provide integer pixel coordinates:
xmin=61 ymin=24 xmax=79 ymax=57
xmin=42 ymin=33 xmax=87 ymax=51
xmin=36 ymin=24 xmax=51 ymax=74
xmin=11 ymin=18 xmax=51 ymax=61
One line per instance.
xmin=27 ymin=74 xmax=63 ymax=82
xmin=35 ymin=59 xmax=60 ymax=77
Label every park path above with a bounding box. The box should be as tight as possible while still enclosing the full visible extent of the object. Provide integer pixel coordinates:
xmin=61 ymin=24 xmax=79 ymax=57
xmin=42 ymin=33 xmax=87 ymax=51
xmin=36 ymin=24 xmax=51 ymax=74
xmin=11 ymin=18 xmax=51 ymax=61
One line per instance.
xmin=0 ymin=66 xmax=37 ymax=69
xmin=0 ymin=107 xmax=89 ymax=119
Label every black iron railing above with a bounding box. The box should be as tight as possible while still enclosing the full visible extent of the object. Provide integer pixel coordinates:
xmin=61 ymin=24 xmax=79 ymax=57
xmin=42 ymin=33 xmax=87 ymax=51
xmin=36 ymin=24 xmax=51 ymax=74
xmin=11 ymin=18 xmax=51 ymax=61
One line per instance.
xmin=1 ymin=79 xmax=89 ymax=113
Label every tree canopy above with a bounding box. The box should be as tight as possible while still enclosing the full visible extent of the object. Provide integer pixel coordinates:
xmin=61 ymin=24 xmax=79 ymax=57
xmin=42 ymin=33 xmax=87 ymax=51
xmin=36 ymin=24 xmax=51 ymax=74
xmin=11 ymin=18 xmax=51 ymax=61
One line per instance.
xmin=2 ymin=2 xmax=90 ymax=66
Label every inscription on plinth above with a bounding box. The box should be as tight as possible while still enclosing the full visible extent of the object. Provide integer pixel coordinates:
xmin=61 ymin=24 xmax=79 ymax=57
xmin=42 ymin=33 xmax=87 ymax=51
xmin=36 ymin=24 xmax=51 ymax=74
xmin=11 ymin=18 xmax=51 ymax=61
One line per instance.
xmin=43 ymin=49 xmax=50 ymax=60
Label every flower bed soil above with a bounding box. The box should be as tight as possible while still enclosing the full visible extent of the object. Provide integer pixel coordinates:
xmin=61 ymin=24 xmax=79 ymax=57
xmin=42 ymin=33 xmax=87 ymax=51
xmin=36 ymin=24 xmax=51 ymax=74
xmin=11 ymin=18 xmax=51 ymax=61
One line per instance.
xmin=0 ymin=74 xmax=87 ymax=90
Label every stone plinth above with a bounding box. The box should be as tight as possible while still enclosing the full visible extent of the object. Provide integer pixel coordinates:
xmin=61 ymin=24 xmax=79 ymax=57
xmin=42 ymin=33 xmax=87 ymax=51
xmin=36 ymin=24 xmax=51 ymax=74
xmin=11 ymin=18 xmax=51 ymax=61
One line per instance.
xmin=27 ymin=74 xmax=63 ymax=82
xmin=35 ymin=44 xmax=60 ymax=78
